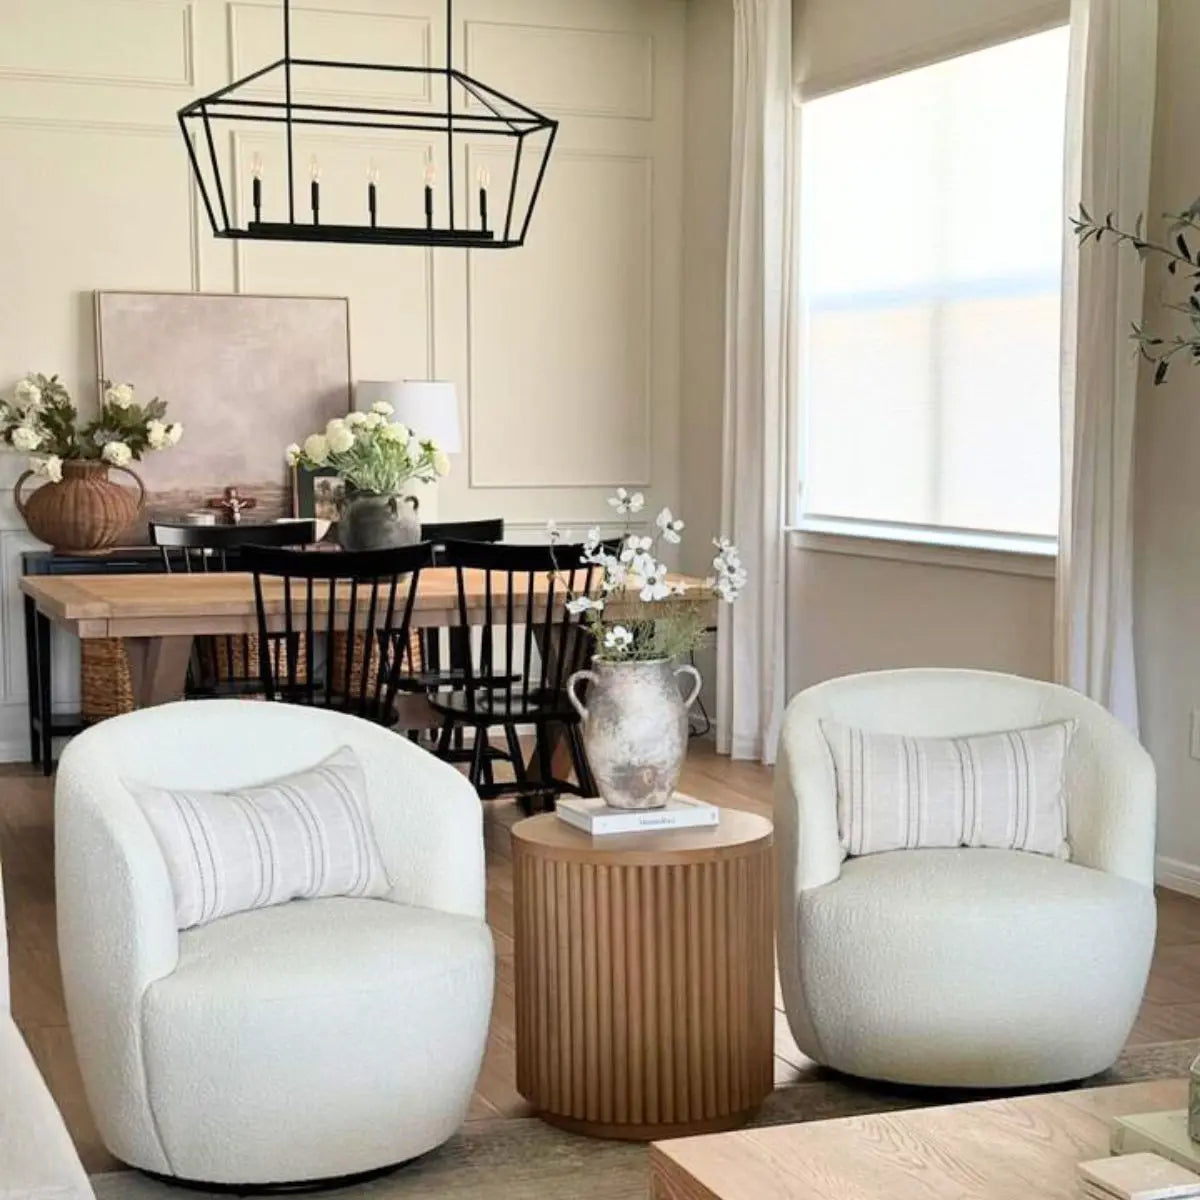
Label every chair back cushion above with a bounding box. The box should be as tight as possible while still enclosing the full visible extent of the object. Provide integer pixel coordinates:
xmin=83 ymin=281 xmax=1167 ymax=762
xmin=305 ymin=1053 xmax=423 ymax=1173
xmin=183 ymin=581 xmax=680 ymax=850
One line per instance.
xmin=129 ymin=746 xmax=390 ymax=929
xmin=822 ymin=718 xmax=1074 ymax=858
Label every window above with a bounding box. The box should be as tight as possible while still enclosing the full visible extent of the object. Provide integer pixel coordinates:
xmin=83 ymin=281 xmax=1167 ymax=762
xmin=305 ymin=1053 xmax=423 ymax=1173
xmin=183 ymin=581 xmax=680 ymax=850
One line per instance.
xmin=796 ymin=28 xmax=1070 ymax=543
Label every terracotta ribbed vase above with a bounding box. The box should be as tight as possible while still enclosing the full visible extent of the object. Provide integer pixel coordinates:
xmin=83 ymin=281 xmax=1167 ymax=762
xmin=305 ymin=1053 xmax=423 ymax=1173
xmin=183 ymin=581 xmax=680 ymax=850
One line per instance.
xmin=15 ymin=459 xmax=145 ymax=553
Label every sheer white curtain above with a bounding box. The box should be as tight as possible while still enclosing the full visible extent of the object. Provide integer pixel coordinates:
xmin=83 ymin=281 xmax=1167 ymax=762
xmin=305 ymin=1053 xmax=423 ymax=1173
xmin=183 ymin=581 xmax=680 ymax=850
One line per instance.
xmin=1056 ymin=0 xmax=1157 ymax=730
xmin=716 ymin=0 xmax=793 ymax=763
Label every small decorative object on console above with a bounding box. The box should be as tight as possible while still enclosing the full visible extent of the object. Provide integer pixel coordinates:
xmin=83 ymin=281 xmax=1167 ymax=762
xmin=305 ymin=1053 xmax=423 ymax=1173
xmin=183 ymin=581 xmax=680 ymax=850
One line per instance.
xmin=558 ymin=489 xmax=747 ymax=810
xmin=286 ymin=400 xmax=450 ymax=550
xmin=3 ymin=373 xmax=182 ymax=553
xmin=556 ymin=793 xmax=719 ymax=836
xmin=206 ymin=486 xmax=258 ymax=525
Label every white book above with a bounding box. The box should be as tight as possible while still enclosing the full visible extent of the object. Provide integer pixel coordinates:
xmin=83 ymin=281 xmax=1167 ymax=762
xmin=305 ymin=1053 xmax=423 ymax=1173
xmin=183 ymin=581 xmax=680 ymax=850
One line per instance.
xmin=1078 ymin=1152 xmax=1200 ymax=1200
xmin=555 ymin=794 xmax=720 ymax=836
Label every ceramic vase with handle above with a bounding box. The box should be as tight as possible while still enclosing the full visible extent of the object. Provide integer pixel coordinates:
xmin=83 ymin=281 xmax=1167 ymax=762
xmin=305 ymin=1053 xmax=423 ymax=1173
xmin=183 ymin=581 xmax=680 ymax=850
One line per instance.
xmin=14 ymin=459 xmax=145 ymax=554
xmin=566 ymin=658 xmax=703 ymax=810
xmin=337 ymin=491 xmax=420 ymax=551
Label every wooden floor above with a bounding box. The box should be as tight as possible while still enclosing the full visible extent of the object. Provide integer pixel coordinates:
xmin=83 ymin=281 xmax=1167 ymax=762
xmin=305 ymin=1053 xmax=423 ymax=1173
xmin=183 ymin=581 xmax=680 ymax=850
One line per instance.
xmin=4 ymin=742 xmax=1200 ymax=1174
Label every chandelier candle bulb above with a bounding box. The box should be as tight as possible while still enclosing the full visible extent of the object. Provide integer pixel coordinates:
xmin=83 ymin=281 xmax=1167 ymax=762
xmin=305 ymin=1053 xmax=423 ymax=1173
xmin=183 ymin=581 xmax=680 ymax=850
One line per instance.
xmin=424 ymin=156 xmax=436 ymax=230
xmin=478 ymin=166 xmax=490 ymax=232
xmin=251 ymin=153 xmax=262 ymax=223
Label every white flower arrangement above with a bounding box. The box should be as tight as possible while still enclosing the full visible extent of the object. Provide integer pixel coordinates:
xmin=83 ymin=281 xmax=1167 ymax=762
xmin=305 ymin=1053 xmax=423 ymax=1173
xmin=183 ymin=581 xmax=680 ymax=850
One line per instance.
xmin=287 ymin=403 xmax=450 ymax=496
xmin=0 ymin=372 xmax=180 ymax=481
xmin=550 ymin=489 xmax=747 ymax=662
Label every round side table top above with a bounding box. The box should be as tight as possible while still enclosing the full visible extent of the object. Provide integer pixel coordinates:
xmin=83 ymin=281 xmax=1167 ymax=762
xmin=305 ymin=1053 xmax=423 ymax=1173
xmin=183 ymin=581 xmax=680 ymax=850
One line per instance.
xmin=511 ymin=809 xmax=772 ymax=865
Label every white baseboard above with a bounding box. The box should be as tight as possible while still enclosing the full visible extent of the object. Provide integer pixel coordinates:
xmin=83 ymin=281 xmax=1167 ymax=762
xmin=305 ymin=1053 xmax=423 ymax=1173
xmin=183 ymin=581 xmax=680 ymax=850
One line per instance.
xmin=1156 ymin=855 xmax=1200 ymax=897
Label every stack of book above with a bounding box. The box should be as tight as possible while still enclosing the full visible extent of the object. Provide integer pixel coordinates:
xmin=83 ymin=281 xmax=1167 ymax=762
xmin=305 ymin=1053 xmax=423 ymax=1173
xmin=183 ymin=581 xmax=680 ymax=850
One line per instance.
xmin=1077 ymin=1153 xmax=1200 ymax=1200
xmin=555 ymin=794 xmax=720 ymax=836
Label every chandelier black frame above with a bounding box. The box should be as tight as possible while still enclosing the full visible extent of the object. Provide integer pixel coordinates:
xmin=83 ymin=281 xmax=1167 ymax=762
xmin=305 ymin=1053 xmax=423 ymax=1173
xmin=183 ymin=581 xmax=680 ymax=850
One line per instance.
xmin=177 ymin=0 xmax=557 ymax=249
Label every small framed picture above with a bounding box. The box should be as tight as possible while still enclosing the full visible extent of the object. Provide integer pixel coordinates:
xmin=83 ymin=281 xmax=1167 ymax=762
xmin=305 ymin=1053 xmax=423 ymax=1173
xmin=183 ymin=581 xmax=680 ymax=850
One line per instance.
xmin=292 ymin=465 xmax=346 ymax=523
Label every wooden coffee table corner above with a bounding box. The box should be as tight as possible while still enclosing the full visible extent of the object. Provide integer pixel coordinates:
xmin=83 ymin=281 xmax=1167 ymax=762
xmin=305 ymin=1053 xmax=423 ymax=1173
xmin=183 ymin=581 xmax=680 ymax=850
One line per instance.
xmin=649 ymin=1079 xmax=1189 ymax=1200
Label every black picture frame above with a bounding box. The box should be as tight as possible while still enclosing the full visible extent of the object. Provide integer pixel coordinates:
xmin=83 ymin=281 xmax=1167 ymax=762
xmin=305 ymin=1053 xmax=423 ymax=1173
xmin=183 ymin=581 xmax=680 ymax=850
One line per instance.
xmin=292 ymin=465 xmax=346 ymax=523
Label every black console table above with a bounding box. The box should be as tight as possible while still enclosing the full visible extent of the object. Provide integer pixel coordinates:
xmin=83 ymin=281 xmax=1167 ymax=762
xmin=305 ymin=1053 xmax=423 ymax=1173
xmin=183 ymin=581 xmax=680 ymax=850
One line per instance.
xmin=22 ymin=548 xmax=175 ymax=774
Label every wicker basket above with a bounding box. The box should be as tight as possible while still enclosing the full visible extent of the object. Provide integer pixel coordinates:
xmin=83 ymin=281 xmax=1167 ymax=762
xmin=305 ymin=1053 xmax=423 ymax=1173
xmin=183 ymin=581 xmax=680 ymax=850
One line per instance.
xmin=81 ymin=639 xmax=135 ymax=722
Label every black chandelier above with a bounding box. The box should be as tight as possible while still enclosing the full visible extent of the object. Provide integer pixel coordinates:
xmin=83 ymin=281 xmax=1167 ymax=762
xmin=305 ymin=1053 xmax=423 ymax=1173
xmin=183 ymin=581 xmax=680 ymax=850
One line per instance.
xmin=177 ymin=0 xmax=557 ymax=249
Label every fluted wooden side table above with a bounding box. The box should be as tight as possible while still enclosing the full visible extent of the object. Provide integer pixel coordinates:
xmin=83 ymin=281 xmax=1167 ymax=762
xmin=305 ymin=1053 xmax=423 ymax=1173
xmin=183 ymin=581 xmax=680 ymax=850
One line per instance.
xmin=511 ymin=810 xmax=774 ymax=1141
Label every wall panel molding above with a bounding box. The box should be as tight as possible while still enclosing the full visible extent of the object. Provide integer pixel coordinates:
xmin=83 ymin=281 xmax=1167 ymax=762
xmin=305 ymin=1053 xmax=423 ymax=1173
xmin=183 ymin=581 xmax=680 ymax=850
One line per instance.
xmin=464 ymin=20 xmax=654 ymax=120
xmin=228 ymin=1 xmax=433 ymax=107
xmin=466 ymin=148 xmax=655 ymax=490
xmin=0 ymin=0 xmax=196 ymax=90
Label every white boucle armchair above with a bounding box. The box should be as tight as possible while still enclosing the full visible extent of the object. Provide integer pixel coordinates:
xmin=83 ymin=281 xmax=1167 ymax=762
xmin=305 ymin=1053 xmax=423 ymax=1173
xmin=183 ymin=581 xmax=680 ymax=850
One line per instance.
xmin=55 ymin=700 xmax=494 ymax=1188
xmin=776 ymin=669 xmax=1157 ymax=1088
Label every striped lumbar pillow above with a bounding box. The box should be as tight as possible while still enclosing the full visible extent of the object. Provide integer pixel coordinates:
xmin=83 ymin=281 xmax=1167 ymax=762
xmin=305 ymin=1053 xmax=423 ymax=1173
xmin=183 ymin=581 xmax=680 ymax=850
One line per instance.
xmin=130 ymin=746 xmax=391 ymax=929
xmin=820 ymin=719 xmax=1076 ymax=859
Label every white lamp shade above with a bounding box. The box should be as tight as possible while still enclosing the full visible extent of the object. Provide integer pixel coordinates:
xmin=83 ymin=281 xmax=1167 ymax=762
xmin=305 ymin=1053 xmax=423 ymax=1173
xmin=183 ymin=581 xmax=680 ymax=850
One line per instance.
xmin=356 ymin=380 xmax=462 ymax=454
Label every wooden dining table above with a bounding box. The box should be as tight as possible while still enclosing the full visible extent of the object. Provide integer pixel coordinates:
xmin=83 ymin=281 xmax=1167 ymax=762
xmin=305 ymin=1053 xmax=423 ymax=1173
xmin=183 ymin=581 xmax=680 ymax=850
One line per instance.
xmin=21 ymin=566 xmax=715 ymax=712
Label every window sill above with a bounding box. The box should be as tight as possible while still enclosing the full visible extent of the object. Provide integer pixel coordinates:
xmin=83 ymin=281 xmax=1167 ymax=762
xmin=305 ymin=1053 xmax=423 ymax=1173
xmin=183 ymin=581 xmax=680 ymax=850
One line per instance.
xmin=786 ymin=517 xmax=1057 ymax=579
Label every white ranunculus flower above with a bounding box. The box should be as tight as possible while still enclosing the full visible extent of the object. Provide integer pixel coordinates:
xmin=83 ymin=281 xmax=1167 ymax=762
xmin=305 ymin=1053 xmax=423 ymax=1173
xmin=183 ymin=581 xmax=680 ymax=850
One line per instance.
xmin=285 ymin=442 xmax=302 ymax=467
xmin=326 ymin=422 xmax=355 ymax=454
xmin=11 ymin=425 xmax=41 ymax=452
xmin=303 ymin=433 xmax=330 ymax=465
xmin=102 ymin=441 xmax=133 ymax=467
xmin=14 ymin=378 xmax=41 ymax=409
xmin=363 ymin=411 xmax=385 ymax=430
xmin=432 ymin=449 xmax=451 ymax=478
xmin=371 ymin=400 xmax=394 ymax=417
xmin=345 ymin=411 xmax=367 ymax=427
xmin=105 ymin=383 xmax=135 ymax=409
xmin=146 ymin=419 xmax=168 ymax=450
xmin=33 ymin=454 xmax=63 ymax=482
xmin=166 ymin=422 xmax=183 ymax=446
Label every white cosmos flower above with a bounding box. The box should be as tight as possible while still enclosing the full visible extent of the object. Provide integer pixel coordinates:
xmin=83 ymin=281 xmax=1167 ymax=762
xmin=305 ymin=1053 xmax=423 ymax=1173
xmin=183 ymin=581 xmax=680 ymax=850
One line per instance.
xmin=146 ymin=419 xmax=168 ymax=450
xmin=432 ymin=449 xmax=451 ymax=477
xmin=101 ymin=440 xmax=133 ymax=467
xmin=566 ymin=595 xmax=604 ymax=615
xmin=604 ymin=625 xmax=634 ymax=652
xmin=14 ymin=378 xmax=41 ymax=409
xmin=655 ymin=507 xmax=685 ymax=544
xmin=166 ymin=422 xmax=183 ymax=446
xmin=637 ymin=562 xmax=672 ymax=602
xmin=371 ymin=400 xmax=394 ymax=417
xmin=619 ymin=535 xmax=652 ymax=564
xmin=303 ymin=433 xmax=330 ymax=465
xmin=105 ymin=383 xmax=135 ymax=409
xmin=11 ymin=425 xmax=41 ymax=452
xmin=607 ymin=487 xmax=645 ymax=514
xmin=285 ymin=442 xmax=302 ymax=467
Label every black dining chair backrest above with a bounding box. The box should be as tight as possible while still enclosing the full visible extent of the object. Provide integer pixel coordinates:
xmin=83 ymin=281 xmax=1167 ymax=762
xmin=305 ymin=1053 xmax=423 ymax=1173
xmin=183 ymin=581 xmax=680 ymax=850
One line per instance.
xmin=240 ymin=541 xmax=435 ymax=725
xmin=437 ymin=539 xmax=600 ymax=716
xmin=149 ymin=520 xmax=318 ymax=573
xmin=421 ymin=519 xmax=504 ymax=559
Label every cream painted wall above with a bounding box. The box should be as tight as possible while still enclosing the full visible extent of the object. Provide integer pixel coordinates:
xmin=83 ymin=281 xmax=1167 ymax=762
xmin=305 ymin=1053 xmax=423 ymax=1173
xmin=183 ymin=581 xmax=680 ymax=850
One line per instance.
xmin=786 ymin=543 xmax=1055 ymax=692
xmin=0 ymin=0 xmax=686 ymax=760
xmin=1134 ymin=0 xmax=1200 ymax=894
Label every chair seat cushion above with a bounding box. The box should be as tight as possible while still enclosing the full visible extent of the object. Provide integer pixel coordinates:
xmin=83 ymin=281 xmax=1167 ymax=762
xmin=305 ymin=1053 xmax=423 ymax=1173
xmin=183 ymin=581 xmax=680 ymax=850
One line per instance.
xmin=140 ymin=897 xmax=494 ymax=1184
xmin=792 ymin=848 xmax=1156 ymax=1087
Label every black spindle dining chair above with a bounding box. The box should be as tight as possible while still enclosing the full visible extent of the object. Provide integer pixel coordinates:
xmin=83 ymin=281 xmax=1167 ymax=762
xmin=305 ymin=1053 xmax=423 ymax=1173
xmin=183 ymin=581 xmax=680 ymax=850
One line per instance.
xmin=397 ymin=520 xmax=506 ymax=747
xmin=149 ymin=520 xmax=317 ymax=697
xmin=241 ymin=541 xmax=434 ymax=727
xmin=428 ymin=539 xmax=599 ymax=806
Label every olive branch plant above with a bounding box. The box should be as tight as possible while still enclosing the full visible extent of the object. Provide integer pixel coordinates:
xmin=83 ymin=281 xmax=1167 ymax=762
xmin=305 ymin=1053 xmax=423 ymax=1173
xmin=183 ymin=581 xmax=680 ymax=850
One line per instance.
xmin=1073 ymin=198 xmax=1200 ymax=384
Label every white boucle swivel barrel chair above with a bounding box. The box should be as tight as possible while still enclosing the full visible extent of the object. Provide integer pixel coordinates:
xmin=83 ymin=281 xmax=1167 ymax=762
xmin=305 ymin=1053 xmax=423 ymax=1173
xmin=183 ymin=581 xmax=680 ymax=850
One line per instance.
xmin=54 ymin=700 xmax=494 ymax=1188
xmin=776 ymin=669 xmax=1157 ymax=1089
